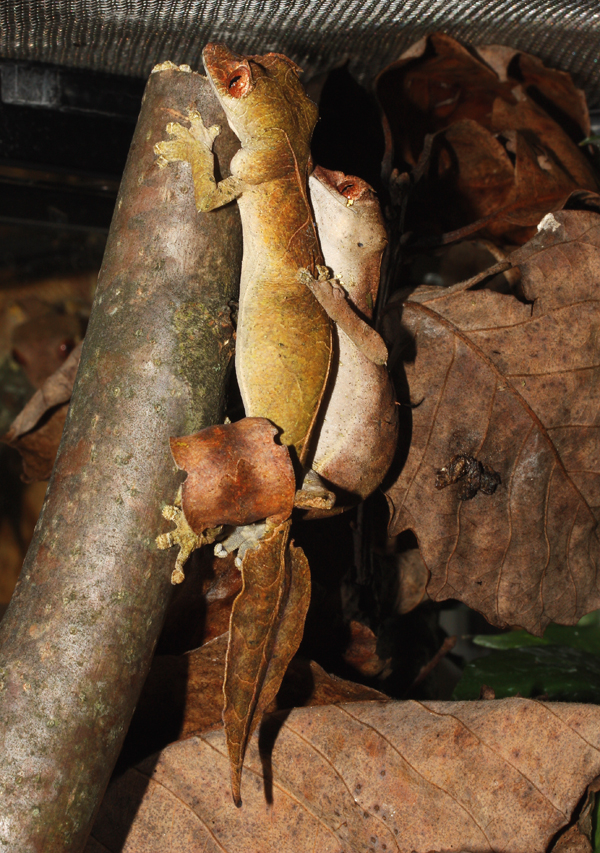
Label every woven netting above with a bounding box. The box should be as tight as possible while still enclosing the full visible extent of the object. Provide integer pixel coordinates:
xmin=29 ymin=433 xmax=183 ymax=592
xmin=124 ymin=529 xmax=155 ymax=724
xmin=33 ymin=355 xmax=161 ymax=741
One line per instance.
xmin=2 ymin=0 xmax=600 ymax=106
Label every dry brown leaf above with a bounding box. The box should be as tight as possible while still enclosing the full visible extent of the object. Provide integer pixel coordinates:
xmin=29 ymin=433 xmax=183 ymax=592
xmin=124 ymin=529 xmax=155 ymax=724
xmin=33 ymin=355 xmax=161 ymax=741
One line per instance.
xmin=438 ymin=119 xmax=592 ymax=242
xmin=10 ymin=310 xmax=85 ymax=388
xmin=550 ymin=777 xmax=600 ymax=852
xmin=440 ymin=119 xmax=515 ymax=219
xmin=376 ymin=32 xmax=598 ymax=244
xmin=385 ymin=210 xmax=600 ymax=633
xmin=0 ymin=479 xmax=47 ymax=605
xmin=394 ymin=542 xmax=429 ymax=614
xmin=0 ymin=271 xmax=95 ymax=363
xmin=1 ymin=342 xmax=82 ymax=482
xmin=90 ymin=698 xmax=600 ymax=852
xmin=377 ymin=32 xmax=510 ymax=168
xmin=3 ymin=341 xmax=82 ymax=438
xmin=171 ymin=417 xmax=296 ymax=532
xmin=477 ymin=45 xmax=591 ymax=139
xmin=276 ymin=656 xmax=386 ymax=710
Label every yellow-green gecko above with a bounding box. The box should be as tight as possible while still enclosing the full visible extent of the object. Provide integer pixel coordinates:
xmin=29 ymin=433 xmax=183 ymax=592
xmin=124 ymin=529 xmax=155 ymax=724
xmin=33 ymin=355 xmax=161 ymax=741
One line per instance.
xmin=155 ymin=44 xmax=397 ymax=803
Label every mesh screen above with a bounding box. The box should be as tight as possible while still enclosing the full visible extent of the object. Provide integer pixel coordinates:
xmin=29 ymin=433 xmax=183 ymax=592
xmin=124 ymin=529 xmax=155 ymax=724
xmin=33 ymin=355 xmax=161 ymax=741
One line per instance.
xmin=1 ymin=0 xmax=600 ymax=107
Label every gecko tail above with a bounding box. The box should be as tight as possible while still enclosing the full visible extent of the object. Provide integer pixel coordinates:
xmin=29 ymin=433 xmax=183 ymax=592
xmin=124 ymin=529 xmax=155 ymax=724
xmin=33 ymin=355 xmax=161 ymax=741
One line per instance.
xmin=222 ymin=520 xmax=311 ymax=805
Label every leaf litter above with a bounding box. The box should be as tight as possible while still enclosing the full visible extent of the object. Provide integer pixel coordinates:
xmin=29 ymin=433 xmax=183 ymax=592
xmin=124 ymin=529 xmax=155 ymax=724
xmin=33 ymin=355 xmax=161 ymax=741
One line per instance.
xmin=6 ymin=31 xmax=600 ymax=850
xmin=376 ymin=32 xmax=598 ymax=245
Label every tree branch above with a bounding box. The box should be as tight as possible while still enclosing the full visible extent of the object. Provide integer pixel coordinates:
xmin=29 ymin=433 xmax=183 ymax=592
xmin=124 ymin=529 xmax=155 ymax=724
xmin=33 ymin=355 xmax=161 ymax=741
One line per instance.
xmin=0 ymin=65 xmax=241 ymax=852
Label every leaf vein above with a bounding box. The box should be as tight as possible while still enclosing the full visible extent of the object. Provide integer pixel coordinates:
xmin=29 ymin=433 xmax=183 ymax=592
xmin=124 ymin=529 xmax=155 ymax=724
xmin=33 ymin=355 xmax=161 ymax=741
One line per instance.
xmin=538 ymin=459 xmax=555 ymax=622
xmin=413 ymin=702 xmax=569 ymax=818
xmin=405 ymin=301 xmax=598 ymax=527
xmin=395 ymin=330 xmax=458 ymax=523
xmin=284 ymin=719 xmax=400 ymax=849
xmin=532 ymin=700 xmax=600 ymax=752
xmin=198 ymin=733 xmax=344 ymax=843
xmin=337 ymin=704 xmax=494 ymax=850
xmin=131 ymin=764 xmax=230 ymax=853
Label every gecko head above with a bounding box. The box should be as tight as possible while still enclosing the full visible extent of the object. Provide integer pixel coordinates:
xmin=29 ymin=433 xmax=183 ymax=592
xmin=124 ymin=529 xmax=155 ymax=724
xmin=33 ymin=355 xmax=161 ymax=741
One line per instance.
xmin=203 ymin=44 xmax=255 ymax=102
xmin=202 ymin=43 xmax=318 ymax=148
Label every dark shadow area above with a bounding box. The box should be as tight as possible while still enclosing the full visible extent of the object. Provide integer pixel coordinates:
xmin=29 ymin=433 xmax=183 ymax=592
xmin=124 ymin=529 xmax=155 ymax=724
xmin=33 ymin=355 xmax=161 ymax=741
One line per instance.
xmin=257 ymin=660 xmax=318 ymax=805
xmin=311 ymin=64 xmax=385 ymax=194
xmin=156 ymin=549 xmax=215 ymax=655
xmin=292 ymin=509 xmax=356 ymax=673
xmin=258 ymin=709 xmax=294 ymax=806
xmin=88 ymin=754 xmax=164 ymax=852
xmin=113 ymin=654 xmax=190 ymax=777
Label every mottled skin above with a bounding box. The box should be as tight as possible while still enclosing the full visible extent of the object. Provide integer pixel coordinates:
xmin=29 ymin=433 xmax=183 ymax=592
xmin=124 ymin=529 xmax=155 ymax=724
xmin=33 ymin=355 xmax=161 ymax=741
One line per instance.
xmin=156 ymin=44 xmax=332 ymax=464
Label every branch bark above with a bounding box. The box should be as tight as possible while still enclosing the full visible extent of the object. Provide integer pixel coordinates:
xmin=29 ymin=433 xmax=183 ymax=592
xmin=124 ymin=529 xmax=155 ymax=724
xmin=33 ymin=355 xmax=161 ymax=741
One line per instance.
xmin=0 ymin=65 xmax=241 ymax=852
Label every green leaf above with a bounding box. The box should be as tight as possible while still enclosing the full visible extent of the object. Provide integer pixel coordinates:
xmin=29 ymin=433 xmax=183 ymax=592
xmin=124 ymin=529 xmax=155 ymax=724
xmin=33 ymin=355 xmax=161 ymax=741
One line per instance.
xmin=452 ymin=645 xmax=600 ymax=702
xmin=580 ymin=134 xmax=600 ymax=148
xmin=593 ymin=792 xmax=600 ymax=853
xmin=579 ymin=609 xmax=600 ymax=628
xmin=472 ymin=611 xmax=600 ymax=656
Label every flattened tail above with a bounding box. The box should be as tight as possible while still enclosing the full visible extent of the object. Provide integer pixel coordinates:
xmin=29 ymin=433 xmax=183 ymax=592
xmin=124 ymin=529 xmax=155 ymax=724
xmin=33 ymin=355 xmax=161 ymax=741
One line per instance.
xmin=223 ymin=519 xmax=311 ymax=805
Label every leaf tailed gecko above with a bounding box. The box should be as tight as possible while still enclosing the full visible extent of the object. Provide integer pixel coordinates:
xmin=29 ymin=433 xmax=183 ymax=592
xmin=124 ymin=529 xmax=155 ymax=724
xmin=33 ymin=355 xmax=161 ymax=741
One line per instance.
xmin=156 ymin=43 xmax=396 ymax=545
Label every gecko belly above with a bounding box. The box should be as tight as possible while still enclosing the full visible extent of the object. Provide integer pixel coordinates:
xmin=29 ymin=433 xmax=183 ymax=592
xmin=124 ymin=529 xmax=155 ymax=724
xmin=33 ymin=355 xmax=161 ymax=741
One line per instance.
xmin=235 ymin=273 xmax=331 ymax=460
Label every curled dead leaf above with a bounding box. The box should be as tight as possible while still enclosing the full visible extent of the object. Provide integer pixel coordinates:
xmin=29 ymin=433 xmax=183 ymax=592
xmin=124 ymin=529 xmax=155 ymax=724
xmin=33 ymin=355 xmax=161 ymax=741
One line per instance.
xmin=342 ymin=619 xmax=390 ymax=678
xmin=170 ymin=417 xmax=296 ymax=532
xmin=223 ymin=521 xmax=310 ymax=805
xmin=376 ymin=33 xmax=598 ymax=244
xmin=394 ymin=541 xmax=429 ymax=614
xmin=10 ymin=310 xmax=85 ymax=388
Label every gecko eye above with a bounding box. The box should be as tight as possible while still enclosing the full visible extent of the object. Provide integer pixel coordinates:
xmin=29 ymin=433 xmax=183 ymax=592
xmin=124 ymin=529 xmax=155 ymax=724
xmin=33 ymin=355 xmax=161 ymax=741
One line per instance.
xmin=338 ymin=181 xmax=364 ymax=203
xmin=227 ymin=66 xmax=251 ymax=97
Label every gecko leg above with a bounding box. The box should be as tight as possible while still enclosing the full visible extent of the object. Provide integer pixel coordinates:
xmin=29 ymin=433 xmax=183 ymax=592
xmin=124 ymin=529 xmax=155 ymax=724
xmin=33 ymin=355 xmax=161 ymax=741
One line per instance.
xmin=154 ymin=110 xmax=244 ymax=211
xmin=213 ymin=469 xmax=336 ymax=564
xmin=156 ymin=487 xmax=222 ymax=584
xmin=298 ymin=265 xmax=388 ymax=365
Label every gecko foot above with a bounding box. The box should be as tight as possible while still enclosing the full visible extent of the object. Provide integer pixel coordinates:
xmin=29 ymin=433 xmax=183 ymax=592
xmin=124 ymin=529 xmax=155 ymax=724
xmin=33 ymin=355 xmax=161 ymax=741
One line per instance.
xmin=154 ymin=112 xmax=220 ymax=168
xmin=214 ymin=522 xmax=268 ymax=567
xmin=294 ymin=469 xmax=336 ymax=510
xmin=298 ymin=265 xmax=388 ymax=365
xmin=156 ymin=503 xmax=221 ymax=584
xmin=316 ymin=264 xmax=345 ymax=290
xmin=298 ymin=265 xmax=347 ymax=297
xmin=187 ymin=110 xmax=221 ymax=148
